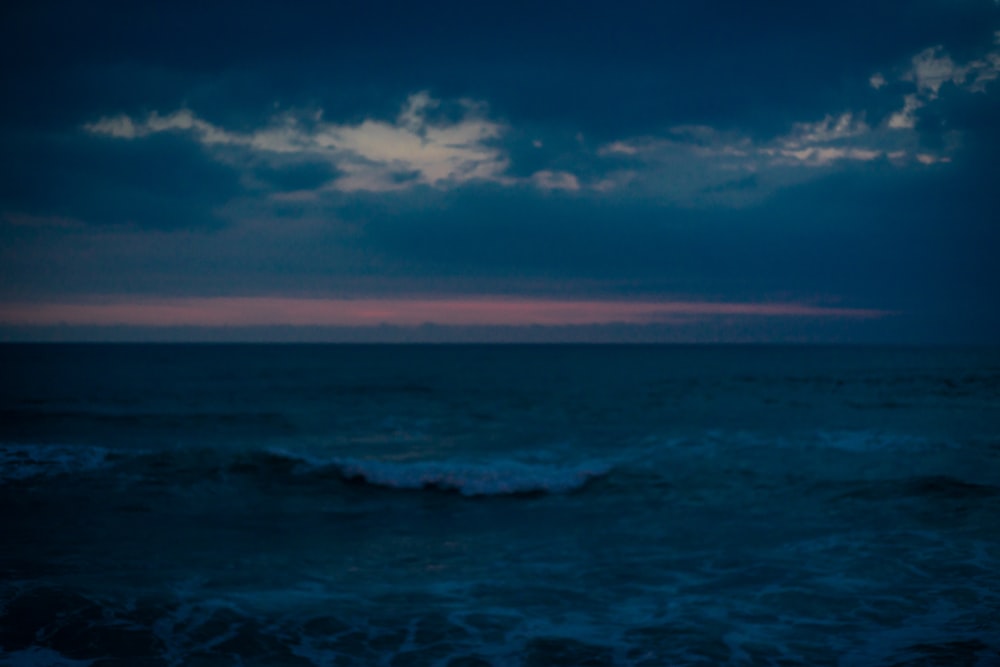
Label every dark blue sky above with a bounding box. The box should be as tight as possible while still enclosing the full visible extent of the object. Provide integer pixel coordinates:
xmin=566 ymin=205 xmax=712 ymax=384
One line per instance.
xmin=2 ymin=0 xmax=998 ymax=341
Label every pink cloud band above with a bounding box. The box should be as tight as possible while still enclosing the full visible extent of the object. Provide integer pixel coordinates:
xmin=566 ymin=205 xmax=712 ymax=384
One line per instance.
xmin=0 ymin=297 xmax=889 ymax=328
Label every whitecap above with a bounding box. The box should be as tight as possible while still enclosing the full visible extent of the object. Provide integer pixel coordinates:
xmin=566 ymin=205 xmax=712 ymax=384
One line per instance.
xmin=0 ymin=443 xmax=112 ymax=484
xmin=267 ymin=448 xmax=612 ymax=496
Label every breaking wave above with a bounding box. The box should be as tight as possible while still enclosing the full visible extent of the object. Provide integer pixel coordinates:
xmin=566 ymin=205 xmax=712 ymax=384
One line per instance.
xmin=0 ymin=443 xmax=113 ymax=484
xmin=0 ymin=442 xmax=612 ymax=497
xmin=268 ymin=448 xmax=613 ymax=496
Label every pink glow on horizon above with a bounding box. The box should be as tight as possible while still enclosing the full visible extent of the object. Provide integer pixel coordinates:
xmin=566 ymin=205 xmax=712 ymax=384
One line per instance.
xmin=0 ymin=297 xmax=889 ymax=328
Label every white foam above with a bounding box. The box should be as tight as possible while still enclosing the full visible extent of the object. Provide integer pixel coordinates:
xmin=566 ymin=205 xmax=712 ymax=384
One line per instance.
xmin=0 ymin=444 xmax=112 ymax=484
xmin=270 ymin=449 xmax=612 ymax=496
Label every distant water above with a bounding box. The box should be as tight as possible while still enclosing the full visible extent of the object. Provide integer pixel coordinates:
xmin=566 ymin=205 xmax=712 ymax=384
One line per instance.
xmin=1 ymin=344 xmax=999 ymax=666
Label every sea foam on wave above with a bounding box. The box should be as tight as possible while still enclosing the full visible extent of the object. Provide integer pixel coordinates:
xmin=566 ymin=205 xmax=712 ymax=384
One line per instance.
xmin=0 ymin=443 xmax=112 ymax=484
xmin=268 ymin=449 xmax=612 ymax=496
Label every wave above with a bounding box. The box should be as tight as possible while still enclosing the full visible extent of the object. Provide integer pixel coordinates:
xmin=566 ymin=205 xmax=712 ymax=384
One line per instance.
xmin=267 ymin=448 xmax=613 ymax=496
xmin=5 ymin=428 xmax=969 ymax=497
xmin=835 ymin=475 xmax=1000 ymax=503
xmin=0 ymin=443 xmax=113 ymax=484
xmin=0 ymin=442 xmax=612 ymax=497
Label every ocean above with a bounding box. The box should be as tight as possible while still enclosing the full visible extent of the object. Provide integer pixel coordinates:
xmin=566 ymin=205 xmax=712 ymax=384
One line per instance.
xmin=1 ymin=344 xmax=998 ymax=666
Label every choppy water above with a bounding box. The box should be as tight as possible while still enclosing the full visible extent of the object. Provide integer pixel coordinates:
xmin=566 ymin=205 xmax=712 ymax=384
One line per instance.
xmin=1 ymin=344 xmax=999 ymax=666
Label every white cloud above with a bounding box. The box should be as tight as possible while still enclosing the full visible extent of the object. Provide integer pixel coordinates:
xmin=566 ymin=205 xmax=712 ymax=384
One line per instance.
xmin=84 ymin=115 xmax=140 ymax=139
xmin=781 ymin=113 xmax=869 ymax=148
xmin=967 ymin=49 xmax=1000 ymax=92
xmin=592 ymin=102 xmax=949 ymax=205
xmin=611 ymin=112 xmax=883 ymax=170
xmin=915 ymin=153 xmax=952 ymax=165
xmin=598 ymin=140 xmax=639 ymax=156
xmin=905 ymin=47 xmax=965 ymax=98
xmin=900 ymin=43 xmax=1000 ymax=98
xmin=85 ymin=109 xmax=238 ymax=144
xmin=86 ymin=93 xmax=510 ymax=193
xmin=531 ymin=170 xmax=581 ymax=191
xmin=598 ymin=126 xmax=752 ymax=163
xmin=882 ymin=39 xmax=1000 ymax=129
xmin=887 ymin=94 xmax=923 ymax=130
xmin=775 ymin=146 xmax=881 ymax=167
xmin=85 ymin=94 xmax=614 ymax=195
xmin=591 ymin=36 xmax=1000 ymax=197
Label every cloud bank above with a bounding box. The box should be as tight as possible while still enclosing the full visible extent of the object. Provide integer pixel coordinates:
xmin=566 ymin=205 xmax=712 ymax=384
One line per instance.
xmin=81 ymin=33 xmax=1000 ymax=210
xmin=86 ymin=93 xmax=511 ymax=193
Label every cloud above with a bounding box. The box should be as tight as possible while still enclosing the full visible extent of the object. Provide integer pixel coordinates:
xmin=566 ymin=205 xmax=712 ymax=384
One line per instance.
xmin=782 ymin=112 xmax=869 ymax=147
xmin=602 ymin=112 xmax=884 ymax=172
xmin=84 ymin=109 xmax=237 ymax=143
xmin=764 ymin=112 xmax=885 ymax=166
xmin=598 ymin=141 xmax=639 ymax=156
xmin=770 ymin=146 xmax=882 ymax=167
xmin=905 ymin=47 xmax=965 ymax=98
xmin=900 ymin=39 xmax=1000 ymax=99
xmin=86 ymin=93 xmax=511 ymax=193
xmin=887 ymin=94 xmax=923 ymax=129
xmin=71 ymin=29 xmax=1000 ymax=210
xmin=590 ymin=30 xmax=1000 ymax=204
xmin=591 ymin=110 xmax=908 ymax=204
xmin=914 ymin=153 xmax=951 ymax=165
xmin=531 ymin=170 xmax=581 ymax=191
xmin=883 ymin=38 xmax=1000 ymax=131
xmin=0 ymin=129 xmax=245 ymax=228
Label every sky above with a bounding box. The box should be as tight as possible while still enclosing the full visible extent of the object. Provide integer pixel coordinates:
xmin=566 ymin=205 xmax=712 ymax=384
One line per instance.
xmin=1 ymin=0 xmax=998 ymax=342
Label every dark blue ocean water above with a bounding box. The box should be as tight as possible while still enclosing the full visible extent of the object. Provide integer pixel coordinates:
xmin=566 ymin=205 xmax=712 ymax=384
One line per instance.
xmin=1 ymin=344 xmax=999 ymax=666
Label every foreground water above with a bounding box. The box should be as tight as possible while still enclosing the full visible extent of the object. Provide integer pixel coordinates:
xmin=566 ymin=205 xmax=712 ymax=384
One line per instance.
xmin=1 ymin=344 xmax=998 ymax=666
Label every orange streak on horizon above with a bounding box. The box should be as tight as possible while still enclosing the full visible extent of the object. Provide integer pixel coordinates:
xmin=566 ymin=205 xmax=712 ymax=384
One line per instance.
xmin=0 ymin=297 xmax=889 ymax=328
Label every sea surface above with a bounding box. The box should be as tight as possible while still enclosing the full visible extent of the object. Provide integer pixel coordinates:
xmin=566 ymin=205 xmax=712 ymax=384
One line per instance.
xmin=1 ymin=344 xmax=998 ymax=666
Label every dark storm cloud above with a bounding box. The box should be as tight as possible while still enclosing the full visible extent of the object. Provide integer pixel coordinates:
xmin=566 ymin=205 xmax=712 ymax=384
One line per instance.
xmin=0 ymin=130 xmax=241 ymax=228
xmin=4 ymin=1 xmax=997 ymax=134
